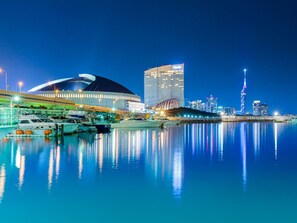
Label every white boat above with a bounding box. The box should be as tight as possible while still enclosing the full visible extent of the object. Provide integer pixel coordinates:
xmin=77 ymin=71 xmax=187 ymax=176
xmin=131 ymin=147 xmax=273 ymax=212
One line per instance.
xmin=66 ymin=118 xmax=97 ymax=132
xmin=12 ymin=114 xmax=57 ymax=137
xmin=110 ymin=118 xmax=164 ymax=129
xmin=49 ymin=117 xmax=79 ymax=134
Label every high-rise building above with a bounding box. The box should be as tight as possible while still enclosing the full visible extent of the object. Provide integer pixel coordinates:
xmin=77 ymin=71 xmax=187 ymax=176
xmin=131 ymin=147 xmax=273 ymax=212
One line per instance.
xmin=206 ymin=95 xmax=218 ymax=113
xmin=189 ymin=100 xmax=205 ymax=111
xmin=253 ymin=101 xmax=268 ymax=116
xmin=240 ymin=69 xmax=247 ymax=115
xmin=224 ymin=107 xmax=236 ymax=116
xmin=144 ymin=64 xmax=184 ymax=108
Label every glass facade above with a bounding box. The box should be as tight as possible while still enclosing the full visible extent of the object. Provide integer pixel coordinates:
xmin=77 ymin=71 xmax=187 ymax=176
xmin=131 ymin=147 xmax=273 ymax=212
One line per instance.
xmin=253 ymin=101 xmax=268 ymax=116
xmin=144 ymin=64 xmax=184 ymax=108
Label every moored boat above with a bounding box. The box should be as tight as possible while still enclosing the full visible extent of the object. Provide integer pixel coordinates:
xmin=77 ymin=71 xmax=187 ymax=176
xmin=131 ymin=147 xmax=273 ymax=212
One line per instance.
xmin=49 ymin=117 xmax=79 ymax=134
xmin=66 ymin=118 xmax=97 ymax=132
xmin=82 ymin=121 xmax=111 ymax=133
xmin=11 ymin=114 xmax=57 ymax=137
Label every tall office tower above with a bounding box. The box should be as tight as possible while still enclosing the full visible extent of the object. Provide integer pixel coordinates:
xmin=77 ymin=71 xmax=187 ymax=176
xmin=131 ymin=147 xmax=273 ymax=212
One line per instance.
xmin=240 ymin=69 xmax=247 ymax=115
xmin=144 ymin=64 xmax=184 ymax=108
xmin=253 ymin=101 xmax=268 ymax=116
xmin=206 ymin=95 xmax=218 ymax=113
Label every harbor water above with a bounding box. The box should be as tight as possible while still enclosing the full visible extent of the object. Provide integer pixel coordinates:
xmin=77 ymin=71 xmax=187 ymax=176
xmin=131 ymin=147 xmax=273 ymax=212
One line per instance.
xmin=0 ymin=122 xmax=297 ymax=222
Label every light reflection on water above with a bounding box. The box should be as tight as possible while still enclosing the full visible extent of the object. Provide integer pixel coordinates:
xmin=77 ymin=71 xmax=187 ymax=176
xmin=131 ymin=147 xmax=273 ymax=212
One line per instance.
xmin=0 ymin=123 xmax=297 ymax=222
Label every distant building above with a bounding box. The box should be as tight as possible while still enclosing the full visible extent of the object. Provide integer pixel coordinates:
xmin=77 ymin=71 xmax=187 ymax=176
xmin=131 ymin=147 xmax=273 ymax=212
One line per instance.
xmin=223 ymin=107 xmax=236 ymax=116
xmin=144 ymin=64 xmax=184 ymax=109
xmin=253 ymin=101 xmax=268 ymax=116
xmin=189 ymin=100 xmax=205 ymax=111
xmin=206 ymin=95 xmax=218 ymax=113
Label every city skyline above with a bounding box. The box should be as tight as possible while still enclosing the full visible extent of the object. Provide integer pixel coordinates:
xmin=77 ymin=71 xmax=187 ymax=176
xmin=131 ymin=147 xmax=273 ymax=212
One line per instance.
xmin=0 ymin=0 xmax=296 ymax=113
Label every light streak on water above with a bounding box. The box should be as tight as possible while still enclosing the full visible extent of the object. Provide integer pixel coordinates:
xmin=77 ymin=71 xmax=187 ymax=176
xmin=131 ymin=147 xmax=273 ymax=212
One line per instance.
xmin=274 ymin=123 xmax=278 ymax=161
xmin=218 ymin=122 xmax=224 ymax=161
xmin=48 ymin=148 xmax=54 ymax=190
xmin=240 ymin=122 xmax=247 ymax=192
xmin=253 ymin=123 xmax=260 ymax=159
xmin=172 ymin=150 xmax=183 ymax=199
xmin=0 ymin=165 xmax=6 ymax=203
xmin=55 ymin=146 xmax=60 ymax=181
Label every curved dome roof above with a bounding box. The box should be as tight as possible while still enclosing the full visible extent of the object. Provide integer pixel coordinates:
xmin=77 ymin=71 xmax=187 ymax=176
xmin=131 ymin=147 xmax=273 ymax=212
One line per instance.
xmin=28 ymin=74 xmax=134 ymax=95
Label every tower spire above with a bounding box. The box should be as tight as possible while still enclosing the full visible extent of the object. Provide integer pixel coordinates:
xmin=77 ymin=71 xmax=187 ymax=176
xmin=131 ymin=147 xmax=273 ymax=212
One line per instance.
xmin=243 ymin=68 xmax=247 ymax=87
xmin=240 ymin=69 xmax=247 ymax=115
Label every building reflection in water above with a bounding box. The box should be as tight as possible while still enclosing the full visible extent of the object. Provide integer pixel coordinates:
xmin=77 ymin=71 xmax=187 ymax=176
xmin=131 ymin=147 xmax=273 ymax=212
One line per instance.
xmin=274 ymin=123 xmax=278 ymax=161
xmin=218 ymin=123 xmax=224 ymax=161
xmin=253 ymin=123 xmax=260 ymax=159
xmin=187 ymin=123 xmax=225 ymax=162
xmin=240 ymin=122 xmax=247 ymax=191
xmin=48 ymin=148 xmax=54 ymax=190
xmin=145 ymin=127 xmax=184 ymax=199
xmin=0 ymin=122 xmax=277 ymax=200
xmin=15 ymin=145 xmax=26 ymax=190
xmin=55 ymin=146 xmax=61 ymax=181
xmin=0 ymin=164 xmax=5 ymax=203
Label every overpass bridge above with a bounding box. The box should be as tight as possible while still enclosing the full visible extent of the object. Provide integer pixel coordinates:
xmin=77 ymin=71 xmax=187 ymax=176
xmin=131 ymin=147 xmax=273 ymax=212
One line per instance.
xmin=0 ymin=89 xmax=130 ymax=116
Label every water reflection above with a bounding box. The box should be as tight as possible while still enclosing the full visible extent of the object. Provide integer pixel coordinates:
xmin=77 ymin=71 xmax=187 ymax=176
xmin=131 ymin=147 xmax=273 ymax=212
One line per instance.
xmin=185 ymin=123 xmax=225 ymax=162
xmin=253 ymin=123 xmax=260 ymax=159
xmin=0 ymin=123 xmax=291 ymax=202
xmin=0 ymin=164 xmax=5 ymax=202
xmin=240 ymin=123 xmax=247 ymax=192
xmin=274 ymin=123 xmax=278 ymax=161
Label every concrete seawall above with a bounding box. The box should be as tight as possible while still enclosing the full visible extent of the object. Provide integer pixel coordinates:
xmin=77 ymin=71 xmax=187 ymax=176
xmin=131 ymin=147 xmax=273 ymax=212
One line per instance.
xmin=221 ymin=116 xmax=274 ymax=122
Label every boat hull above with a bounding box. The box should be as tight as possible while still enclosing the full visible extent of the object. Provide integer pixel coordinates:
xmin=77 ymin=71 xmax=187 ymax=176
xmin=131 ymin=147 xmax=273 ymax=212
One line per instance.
xmin=83 ymin=123 xmax=111 ymax=133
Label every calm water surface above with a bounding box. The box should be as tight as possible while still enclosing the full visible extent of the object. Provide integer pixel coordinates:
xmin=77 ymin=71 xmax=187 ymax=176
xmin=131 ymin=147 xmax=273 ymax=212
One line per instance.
xmin=1 ymin=122 xmax=297 ymax=223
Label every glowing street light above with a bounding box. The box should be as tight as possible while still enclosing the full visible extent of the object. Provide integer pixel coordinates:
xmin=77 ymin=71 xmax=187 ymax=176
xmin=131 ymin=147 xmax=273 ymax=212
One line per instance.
xmin=10 ymin=96 xmax=20 ymax=125
xmin=78 ymin=89 xmax=82 ymax=105
xmin=0 ymin=67 xmax=8 ymax=93
xmin=274 ymin=111 xmax=279 ymax=116
xmin=18 ymin=81 xmax=23 ymax=93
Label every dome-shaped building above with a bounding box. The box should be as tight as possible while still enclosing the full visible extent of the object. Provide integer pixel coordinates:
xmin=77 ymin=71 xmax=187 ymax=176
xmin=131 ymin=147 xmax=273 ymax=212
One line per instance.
xmin=28 ymin=74 xmax=142 ymax=111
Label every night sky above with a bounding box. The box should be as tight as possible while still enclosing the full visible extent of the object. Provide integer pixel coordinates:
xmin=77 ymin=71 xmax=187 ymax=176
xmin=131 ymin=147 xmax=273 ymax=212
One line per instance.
xmin=0 ymin=0 xmax=296 ymax=113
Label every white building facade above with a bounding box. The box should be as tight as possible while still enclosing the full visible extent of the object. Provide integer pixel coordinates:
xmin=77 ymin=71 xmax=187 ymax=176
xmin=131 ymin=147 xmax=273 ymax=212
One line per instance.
xmin=28 ymin=74 xmax=141 ymax=111
xmin=144 ymin=64 xmax=184 ymax=108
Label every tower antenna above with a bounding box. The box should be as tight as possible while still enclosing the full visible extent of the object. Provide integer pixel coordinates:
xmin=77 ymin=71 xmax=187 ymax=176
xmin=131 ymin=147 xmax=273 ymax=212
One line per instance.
xmin=240 ymin=69 xmax=247 ymax=115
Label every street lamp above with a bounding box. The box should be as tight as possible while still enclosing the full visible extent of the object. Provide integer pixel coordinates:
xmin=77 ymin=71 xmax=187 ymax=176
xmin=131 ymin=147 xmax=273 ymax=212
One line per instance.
xmin=18 ymin=81 xmax=23 ymax=93
xmin=0 ymin=67 xmax=8 ymax=93
xmin=10 ymin=96 xmax=20 ymax=125
xmin=78 ymin=89 xmax=82 ymax=105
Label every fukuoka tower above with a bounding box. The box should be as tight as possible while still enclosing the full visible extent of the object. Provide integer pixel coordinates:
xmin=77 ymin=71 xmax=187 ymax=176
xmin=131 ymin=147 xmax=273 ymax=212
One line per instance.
xmin=240 ymin=69 xmax=247 ymax=115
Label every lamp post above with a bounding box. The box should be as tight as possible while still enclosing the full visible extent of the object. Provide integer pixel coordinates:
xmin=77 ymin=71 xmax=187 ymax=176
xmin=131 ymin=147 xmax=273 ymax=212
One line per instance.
xmin=10 ymin=96 xmax=20 ymax=125
xmin=78 ymin=89 xmax=82 ymax=105
xmin=0 ymin=67 xmax=8 ymax=94
xmin=18 ymin=81 xmax=23 ymax=93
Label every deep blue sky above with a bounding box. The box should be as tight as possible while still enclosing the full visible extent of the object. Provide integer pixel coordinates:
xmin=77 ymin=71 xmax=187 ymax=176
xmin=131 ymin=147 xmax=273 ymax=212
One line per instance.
xmin=0 ymin=0 xmax=296 ymax=113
